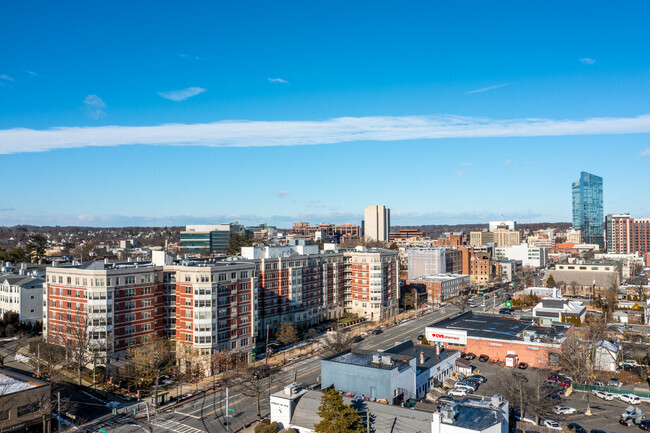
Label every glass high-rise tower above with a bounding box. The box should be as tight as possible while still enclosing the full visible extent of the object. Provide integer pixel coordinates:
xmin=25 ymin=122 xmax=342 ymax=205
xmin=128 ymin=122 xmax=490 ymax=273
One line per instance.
xmin=572 ymin=172 xmax=604 ymax=248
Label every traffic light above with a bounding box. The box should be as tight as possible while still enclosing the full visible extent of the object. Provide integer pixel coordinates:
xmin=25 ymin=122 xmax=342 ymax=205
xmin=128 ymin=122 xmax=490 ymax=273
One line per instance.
xmin=227 ymin=408 xmax=235 ymax=418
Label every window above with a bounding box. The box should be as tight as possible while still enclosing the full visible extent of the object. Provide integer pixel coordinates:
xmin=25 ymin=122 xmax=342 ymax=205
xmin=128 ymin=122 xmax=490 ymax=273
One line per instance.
xmin=0 ymin=409 xmax=8 ymax=421
xmin=125 ymin=276 xmax=136 ymax=285
xmin=185 ymin=334 xmax=191 ymax=342
xmin=142 ymin=287 xmax=151 ymax=295
xmin=17 ymin=402 xmax=39 ymax=417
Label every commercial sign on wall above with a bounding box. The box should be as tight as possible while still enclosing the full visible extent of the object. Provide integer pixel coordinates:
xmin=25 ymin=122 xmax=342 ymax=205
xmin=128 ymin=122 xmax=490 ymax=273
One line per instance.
xmin=425 ymin=327 xmax=467 ymax=345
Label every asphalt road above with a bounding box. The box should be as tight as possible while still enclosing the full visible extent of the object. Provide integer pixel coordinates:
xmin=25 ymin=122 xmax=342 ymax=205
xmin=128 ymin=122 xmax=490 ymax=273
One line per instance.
xmin=90 ymin=306 xmax=472 ymax=433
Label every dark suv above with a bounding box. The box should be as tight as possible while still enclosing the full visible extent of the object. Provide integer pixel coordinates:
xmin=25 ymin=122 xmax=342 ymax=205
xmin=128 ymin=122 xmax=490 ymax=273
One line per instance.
xmin=478 ymin=354 xmax=489 ymax=362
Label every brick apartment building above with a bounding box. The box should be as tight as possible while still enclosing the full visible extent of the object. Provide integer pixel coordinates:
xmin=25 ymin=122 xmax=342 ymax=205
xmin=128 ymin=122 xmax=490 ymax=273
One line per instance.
xmin=606 ymin=214 xmax=650 ymax=255
xmin=44 ymin=247 xmax=398 ymax=364
xmin=389 ymin=229 xmax=426 ymax=241
xmin=406 ymin=274 xmax=470 ymax=305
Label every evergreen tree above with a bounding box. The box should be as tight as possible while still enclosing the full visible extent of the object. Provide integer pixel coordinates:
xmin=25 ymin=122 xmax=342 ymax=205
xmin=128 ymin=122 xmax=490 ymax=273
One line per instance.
xmin=545 ymin=275 xmax=556 ymax=288
xmin=315 ymin=389 xmax=364 ymax=433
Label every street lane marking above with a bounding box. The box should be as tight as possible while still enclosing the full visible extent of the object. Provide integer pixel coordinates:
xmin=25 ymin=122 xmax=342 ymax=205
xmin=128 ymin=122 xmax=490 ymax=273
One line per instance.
xmin=152 ymin=419 xmax=204 ymax=433
xmin=202 ymin=366 xmax=321 ymax=419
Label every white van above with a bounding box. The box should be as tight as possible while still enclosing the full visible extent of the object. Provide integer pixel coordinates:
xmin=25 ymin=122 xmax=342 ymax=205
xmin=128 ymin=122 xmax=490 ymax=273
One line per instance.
xmin=619 ymin=394 xmax=641 ymax=405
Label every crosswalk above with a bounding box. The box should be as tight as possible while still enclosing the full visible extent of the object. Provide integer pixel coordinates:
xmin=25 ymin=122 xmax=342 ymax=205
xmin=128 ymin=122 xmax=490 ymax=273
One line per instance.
xmin=151 ymin=418 xmax=205 ymax=433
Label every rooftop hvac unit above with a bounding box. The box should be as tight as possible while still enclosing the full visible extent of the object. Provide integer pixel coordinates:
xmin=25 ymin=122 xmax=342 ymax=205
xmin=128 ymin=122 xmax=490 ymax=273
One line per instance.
xmin=491 ymin=394 xmax=503 ymax=407
xmin=382 ymin=355 xmax=393 ymax=365
xmin=372 ymin=354 xmax=382 ymax=364
xmin=440 ymin=406 xmax=457 ymax=424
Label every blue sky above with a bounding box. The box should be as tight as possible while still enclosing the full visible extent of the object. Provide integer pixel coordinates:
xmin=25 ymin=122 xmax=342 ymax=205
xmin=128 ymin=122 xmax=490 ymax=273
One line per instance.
xmin=1 ymin=1 xmax=649 ymax=227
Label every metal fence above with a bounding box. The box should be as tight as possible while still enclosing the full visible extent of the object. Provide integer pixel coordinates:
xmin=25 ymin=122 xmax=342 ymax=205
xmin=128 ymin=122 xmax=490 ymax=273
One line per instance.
xmin=572 ymin=383 xmax=650 ymax=398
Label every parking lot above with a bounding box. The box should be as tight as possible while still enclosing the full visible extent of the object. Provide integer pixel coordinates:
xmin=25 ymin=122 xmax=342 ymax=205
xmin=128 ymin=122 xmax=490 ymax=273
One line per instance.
xmin=446 ymin=360 xmax=650 ymax=432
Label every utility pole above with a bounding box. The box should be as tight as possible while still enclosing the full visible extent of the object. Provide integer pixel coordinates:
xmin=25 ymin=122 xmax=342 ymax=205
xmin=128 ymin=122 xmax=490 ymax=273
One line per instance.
xmin=93 ymin=350 xmax=97 ymax=391
xmin=367 ymin=408 xmax=371 ymax=433
xmin=226 ymin=387 xmax=230 ymax=433
xmin=265 ymin=323 xmax=270 ymax=365
xmin=57 ymin=392 xmax=61 ymax=433
xmin=37 ymin=343 xmax=40 ymax=377
xmin=145 ymin=402 xmax=152 ymax=433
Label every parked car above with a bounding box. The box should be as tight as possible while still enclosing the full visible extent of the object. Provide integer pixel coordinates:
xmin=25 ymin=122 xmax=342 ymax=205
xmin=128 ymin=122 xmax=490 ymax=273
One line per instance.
xmin=479 ymin=354 xmax=490 ymax=362
xmin=618 ymin=394 xmax=641 ymax=405
xmin=593 ymin=390 xmax=614 ymax=401
xmin=499 ymin=308 xmax=512 ymax=315
xmin=351 ymin=336 xmax=364 ymax=343
xmin=548 ymin=375 xmax=571 ymax=387
xmin=608 ymin=377 xmax=623 ymax=388
xmin=513 ymin=372 xmax=528 ymax=383
xmin=371 ymin=329 xmax=383 ymax=335
xmin=464 ymin=353 xmax=476 ymax=360
xmin=518 ymin=362 xmax=529 ymax=369
xmin=449 ymin=388 xmax=468 ymax=397
xmin=543 ymin=420 xmax=562 ymax=430
xmin=417 ymin=334 xmax=424 ymax=341
xmin=467 ymin=374 xmax=486 ymax=383
xmin=567 ymin=423 xmax=586 ymax=433
xmin=590 ymin=430 xmax=606 ymax=433
xmin=437 ymin=396 xmax=457 ymax=405
xmin=545 ymin=394 xmax=562 ymax=401
xmin=454 ymin=381 xmax=478 ymax=391
xmin=553 ymin=406 xmax=577 ymax=415
xmin=638 ymin=420 xmax=650 ymax=431
xmin=619 ymin=407 xmax=645 ymax=426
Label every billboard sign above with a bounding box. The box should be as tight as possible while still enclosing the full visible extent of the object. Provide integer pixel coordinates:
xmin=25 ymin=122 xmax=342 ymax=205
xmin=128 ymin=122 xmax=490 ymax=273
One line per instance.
xmin=425 ymin=327 xmax=467 ymax=345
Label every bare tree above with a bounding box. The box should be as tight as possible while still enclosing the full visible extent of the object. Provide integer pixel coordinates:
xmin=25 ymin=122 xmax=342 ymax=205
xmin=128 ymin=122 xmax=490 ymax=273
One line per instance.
xmin=65 ymin=313 xmax=94 ymax=386
xmin=127 ymin=337 xmax=174 ymax=407
xmin=232 ymin=363 xmax=279 ymax=421
xmin=448 ymin=294 xmax=470 ymax=313
xmin=321 ymin=325 xmax=358 ymax=356
xmin=559 ymin=336 xmax=596 ymax=385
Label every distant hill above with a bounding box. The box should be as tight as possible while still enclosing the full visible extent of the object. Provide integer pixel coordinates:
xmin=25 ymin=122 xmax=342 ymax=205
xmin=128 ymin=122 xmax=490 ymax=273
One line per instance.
xmin=391 ymin=222 xmax=572 ymax=239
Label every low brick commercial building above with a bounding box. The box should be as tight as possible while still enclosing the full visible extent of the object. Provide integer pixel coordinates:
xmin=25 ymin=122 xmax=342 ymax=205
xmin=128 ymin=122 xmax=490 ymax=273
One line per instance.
xmin=407 ymin=274 xmax=470 ymax=305
xmin=0 ymin=369 xmax=52 ymax=433
xmin=424 ymin=312 xmax=573 ymax=368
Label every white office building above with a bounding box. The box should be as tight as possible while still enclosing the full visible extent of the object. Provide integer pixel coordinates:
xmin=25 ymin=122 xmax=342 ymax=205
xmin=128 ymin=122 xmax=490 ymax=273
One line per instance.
xmin=364 ymin=205 xmax=390 ymax=242
xmin=495 ymin=243 xmax=548 ymax=268
xmin=488 ymin=220 xmax=516 ymax=232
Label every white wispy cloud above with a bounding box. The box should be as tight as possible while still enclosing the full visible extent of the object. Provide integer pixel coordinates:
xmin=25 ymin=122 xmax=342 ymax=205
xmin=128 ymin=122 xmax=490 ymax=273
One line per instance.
xmin=1 ymin=74 xmax=14 ymax=82
xmin=460 ymin=162 xmax=473 ymax=167
xmin=640 ymin=148 xmax=650 ymax=157
xmin=83 ymin=94 xmax=106 ymax=119
xmin=158 ymin=87 xmax=206 ymax=102
xmin=26 ymin=70 xmax=39 ymax=76
xmin=465 ymin=82 xmax=511 ymax=94
xmin=179 ymin=53 xmax=200 ymax=60
xmin=268 ymin=78 xmax=289 ymax=84
xmin=270 ymin=190 xmax=288 ymax=197
xmin=580 ymin=58 xmax=596 ymax=65
xmin=456 ymin=171 xmax=464 ymax=178
xmin=504 ymin=159 xmax=512 ymax=165
xmin=1 ymin=113 xmax=650 ymax=155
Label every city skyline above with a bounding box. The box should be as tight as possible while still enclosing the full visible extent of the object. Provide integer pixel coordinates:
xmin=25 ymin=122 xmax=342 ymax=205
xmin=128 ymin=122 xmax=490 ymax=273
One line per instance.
xmin=2 ymin=1 xmax=650 ymax=227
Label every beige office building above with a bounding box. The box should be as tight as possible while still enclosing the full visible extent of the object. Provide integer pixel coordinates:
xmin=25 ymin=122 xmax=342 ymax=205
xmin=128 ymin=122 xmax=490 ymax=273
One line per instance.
xmin=364 ymin=205 xmax=390 ymax=242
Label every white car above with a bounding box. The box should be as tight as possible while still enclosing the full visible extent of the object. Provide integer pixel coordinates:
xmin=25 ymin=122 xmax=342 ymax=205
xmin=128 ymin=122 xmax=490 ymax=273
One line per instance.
xmin=619 ymin=394 xmax=641 ymax=405
xmin=453 ymin=385 xmax=475 ymax=394
xmin=449 ymin=388 xmax=468 ymax=397
xmin=543 ymin=420 xmax=562 ymax=430
xmin=553 ymin=406 xmax=577 ymax=415
xmin=593 ymin=391 xmax=614 ymax=401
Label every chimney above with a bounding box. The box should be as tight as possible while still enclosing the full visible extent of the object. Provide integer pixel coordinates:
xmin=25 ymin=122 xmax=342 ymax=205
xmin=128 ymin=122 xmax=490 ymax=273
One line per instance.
xmin=436 ymin=344 xmax=441 ymax=356
xmin=420 ymin=351 xmax=425 ymax=364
